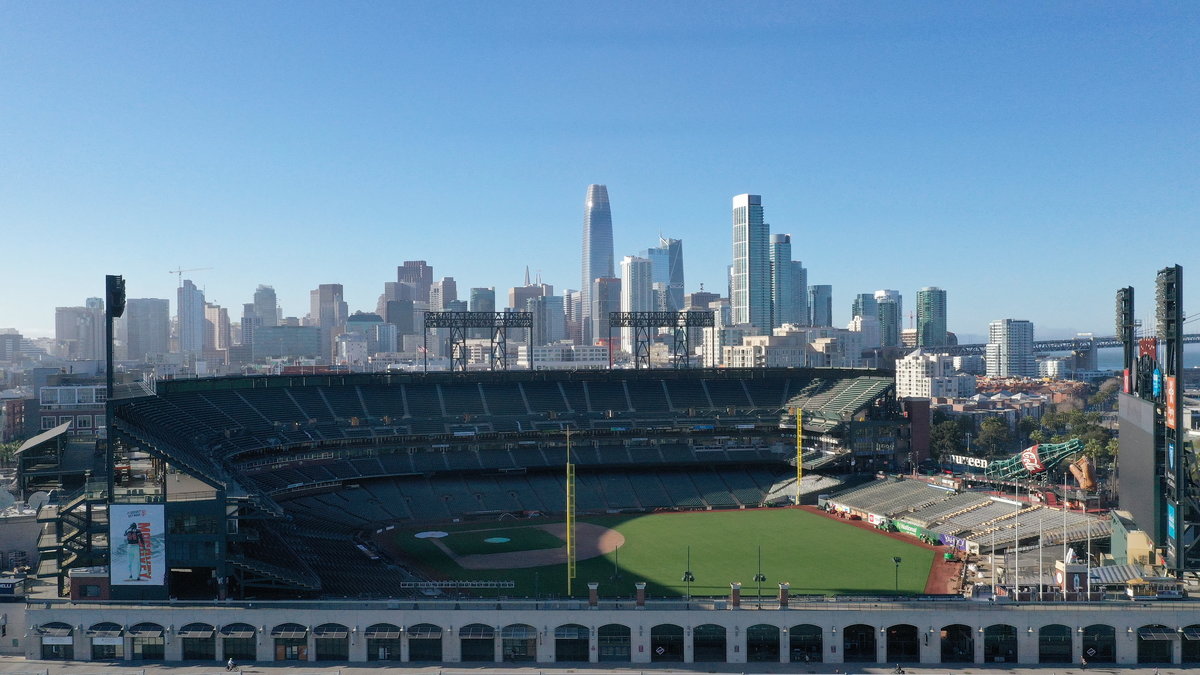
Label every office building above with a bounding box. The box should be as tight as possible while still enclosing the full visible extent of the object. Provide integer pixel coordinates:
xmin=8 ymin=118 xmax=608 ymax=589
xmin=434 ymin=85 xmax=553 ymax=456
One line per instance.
xmin=308 ymin=284 xmax=348 ymax=363
xmin=252 ymin=325 xmax=322 ymax=361
xmin=851 ymin=293 xmax=877 ymax=321
xmin=581 ymin=184 xmax=614 ymax=345
xmin=529 ymin=295 xmax=566 ymax=346
xmin=397 ymin=261 xmax=434 ymax=303
xmin=916 ymin=286 xmax=948 ymax=347
xmin=118 ymin=298 xmax=170 ymax=361
xmin=986 ymin=319 xmax=1036 ymax=378
xmin=731 ymin=194 xmax=771 ymax=332
xmin=875 ymin=289 xmax=902 ymax=348
xmin=253 ymin=285 xmax=279 ymax=328
xmin=468 ymin=287 xmax=496 ymax=339
xmin=591 ymin=277 xmax=621 ymax=348
xmin=54 ymin=299 xmax=105 ymax=361
xmin=203 ymin=303 xmax=231 ymax=364
xmin=808 ymin=285 xmax=833 ymax=327
xmin=643 ymin=237 xmax=684 ymax=312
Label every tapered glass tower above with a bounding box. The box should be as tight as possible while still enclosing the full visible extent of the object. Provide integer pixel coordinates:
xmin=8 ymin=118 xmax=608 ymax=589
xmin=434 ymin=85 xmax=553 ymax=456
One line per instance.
xmin=581 ymin=184 xmax=614 ymax=345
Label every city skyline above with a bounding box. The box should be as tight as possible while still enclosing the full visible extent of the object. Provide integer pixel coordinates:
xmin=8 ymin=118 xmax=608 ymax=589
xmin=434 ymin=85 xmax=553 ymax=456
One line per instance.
xmin=2 ymin=4 xmax=1196 ymax=338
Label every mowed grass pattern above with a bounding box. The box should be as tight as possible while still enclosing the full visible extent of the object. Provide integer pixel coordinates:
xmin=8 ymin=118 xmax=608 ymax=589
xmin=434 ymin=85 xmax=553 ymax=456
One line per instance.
xmin=441 ymin=526 xmax=563 ymax=555
xmin=394 ymin=509 xmax=932 ymax=598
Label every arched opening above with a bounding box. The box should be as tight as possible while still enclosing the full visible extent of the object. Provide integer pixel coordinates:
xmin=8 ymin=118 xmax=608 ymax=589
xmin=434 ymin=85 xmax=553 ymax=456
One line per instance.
xmin=219 ymin=623 xmax=257 ymax=662
xmin=1082 ymin=624 xmax=1115 ymax=664
xmin=459 ymin=624 xmax=495 ymax=662
xmin=941 ymin=624 xmax=974 ymax=663
xmin=502 ymin=624 xmax=537 ymax=662
xmin=789 ymin=624 xmax=823 ymax=663
xmin=650 ymin=624 xmax=684 ymax=662
xmin=364 ymin=623 xmax=403 ymax=661
xmin=1039 ymin=624 xmax=1072 ymax=664
xmin=88 ymin=622 xmax=124 ymax=661
xmin=746 ymin=624 xmax=779 ymax=662
xmin=38 ymin=622 xmax=74 ymax=660
xmin=983 ymin=624 xmax=1017 ymax=663
xmin=886 ymin=624 xmax=918 ymax=663
xmin=1137 ymin=624 xmax=1175 ymax=664
xmin=128 ymin=622 xmax=165 ymax=661
xmin=843 ymin=624 xmax=877 ymax=663
xmin=693 ymin=624 xmax=727 ymax=662
xmin=313 ymin=623 xmax=349 ymax=661
xmin=178 ymin=623 xmax=215 ymax=661
xmin=597 ymin=624 xmax=630 ymax=662
xmin=407 ymin=623 xmax=444 ymax=662
xmin=1182 ymin=625 xmax=1200 ymax=663
xmin=271 ymin=623 xmax=309 ymax=661
xmin=554 ymin=624 xmax=589 ymax=662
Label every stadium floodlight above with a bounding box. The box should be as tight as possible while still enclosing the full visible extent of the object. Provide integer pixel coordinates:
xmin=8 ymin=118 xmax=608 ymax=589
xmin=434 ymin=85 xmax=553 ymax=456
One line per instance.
xmin=892 ymin=557 xmax=902 ymax=593
xmin=754 ymin=545 xmax=767 ymax=608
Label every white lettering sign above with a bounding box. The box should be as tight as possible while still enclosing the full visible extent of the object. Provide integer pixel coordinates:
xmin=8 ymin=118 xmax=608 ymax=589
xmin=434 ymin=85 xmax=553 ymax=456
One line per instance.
xmin=947 ymin=454 xmax=990 ymax=469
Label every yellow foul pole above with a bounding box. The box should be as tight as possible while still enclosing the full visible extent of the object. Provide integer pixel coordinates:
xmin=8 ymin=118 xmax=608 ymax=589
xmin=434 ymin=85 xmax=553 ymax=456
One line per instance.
xmin=795 ymin=408 xmax=803 ymax=505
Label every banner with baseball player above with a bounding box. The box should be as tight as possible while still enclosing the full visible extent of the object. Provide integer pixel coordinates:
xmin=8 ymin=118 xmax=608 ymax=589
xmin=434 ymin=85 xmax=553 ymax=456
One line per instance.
xmin=109 ymin=504 xmax=165 ymax=586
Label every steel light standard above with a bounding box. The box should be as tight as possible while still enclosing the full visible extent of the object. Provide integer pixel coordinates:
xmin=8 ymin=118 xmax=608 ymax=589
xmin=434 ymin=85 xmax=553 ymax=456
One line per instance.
xmin=754 ymin=545 xmax=767 ymax=608
xmin=893 ymin=556 xmax=902 ymax=593
xmin=682 ymin=546 xmax=695 ymax=602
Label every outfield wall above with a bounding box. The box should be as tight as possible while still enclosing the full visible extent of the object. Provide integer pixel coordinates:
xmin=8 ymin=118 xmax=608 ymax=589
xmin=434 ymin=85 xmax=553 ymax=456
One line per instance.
xmin=25 ymin=598 xmax=1200 ymax=665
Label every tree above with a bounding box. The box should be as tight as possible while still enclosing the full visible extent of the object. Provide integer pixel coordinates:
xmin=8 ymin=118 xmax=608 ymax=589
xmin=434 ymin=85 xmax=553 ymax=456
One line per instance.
xmin=1017 ymin=416 xmax=1040 ymax=445
xmin=930 ymin=420 xmax=966 ymax=460
xmin=977 ymin=417 xmax=1012 ymax=457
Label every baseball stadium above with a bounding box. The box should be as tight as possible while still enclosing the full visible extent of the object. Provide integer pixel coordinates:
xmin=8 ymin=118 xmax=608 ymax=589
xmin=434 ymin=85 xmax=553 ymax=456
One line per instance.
xmin=18 ymin=366 xmax=1200 ymax=666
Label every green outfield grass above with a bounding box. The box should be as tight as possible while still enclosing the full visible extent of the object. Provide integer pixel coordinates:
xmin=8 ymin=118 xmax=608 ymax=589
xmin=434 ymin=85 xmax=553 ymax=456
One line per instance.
xmin=439 ymin=526 xmax=564 ymax=555
xmin=393 ymin=508 xmax=933 ymax=598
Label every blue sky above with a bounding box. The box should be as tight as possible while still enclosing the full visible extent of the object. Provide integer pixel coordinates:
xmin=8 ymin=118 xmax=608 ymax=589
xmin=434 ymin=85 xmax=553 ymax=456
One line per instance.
xmin=2 ymin=2 xmax=1196 ymax=340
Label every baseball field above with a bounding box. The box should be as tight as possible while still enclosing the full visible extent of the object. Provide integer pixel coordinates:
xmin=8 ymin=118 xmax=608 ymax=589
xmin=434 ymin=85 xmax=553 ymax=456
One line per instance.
xmin=388 ymin=507 xmax=933 ymax=598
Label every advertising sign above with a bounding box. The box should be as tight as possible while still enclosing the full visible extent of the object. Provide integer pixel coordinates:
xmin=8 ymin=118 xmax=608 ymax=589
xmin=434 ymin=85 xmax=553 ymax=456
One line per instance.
xmin=894 ymin=520 xmax=923 ymax=537
xmin=1165 ymin=376 xmax=1177 ymax=430
xmin=109 ymin=504 xmax=165 ymax=586
xmin=1019 ymin=445 xmax=1045 ymax=474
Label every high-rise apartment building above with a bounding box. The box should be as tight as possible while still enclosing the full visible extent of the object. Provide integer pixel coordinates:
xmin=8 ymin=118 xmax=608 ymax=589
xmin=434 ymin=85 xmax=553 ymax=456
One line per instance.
xmin=642 ymin=237 xmax=684 ymax=312
xmin=581 ymin=184 xmax=614 ymax=345
xmin=118 ymin=298 xmax=170 ymax=361
xmin=731 ymin=194 xmax=771 ymax=332
xmin=874 ymin=289 xmax=903 ymax=348
xmin=769 ymin=234 xmax=800 ymax=327
xmin=791 ymin=261 xmax=809 ymax=327
xmin=619 ymin=256 xmax=654 ymax=353
xmin=916 ymin=286 xmax=948 ymax=347
xmin=851 ymin=293 xmax=877 ymax=321
xmin=986 ymin=319 xmax=1035 ymax=377
xmin=177 ymin=280 xmax=206 ymax=356
xmin=808 ymin=285 xmax=833 ymax=327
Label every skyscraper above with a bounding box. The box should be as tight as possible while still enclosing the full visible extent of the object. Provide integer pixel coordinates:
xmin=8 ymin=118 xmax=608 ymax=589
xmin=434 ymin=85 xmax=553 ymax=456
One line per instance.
xmin=308 ymin=284 xmax=348 ymax=363
xmin=643 ymin=237 xmax=684 ymax=312
xmin=619 ymin=256 xmax=653 ymax=353
xmin=119 ymin=298 xmax=170 ymax=361
xmin=874 ymin=289 xmax=903 ymax=348
xmin=55 ymin=299 xmax=105 ymax=360
xmin=851 ymin=293 xmax=878 ymax=321
xmin=731 ymin=194 xmax=771 ymax=332
xmin=791 ymin=261 xmax=809 ymax=327
xmin=591 ymin=277 xmax=621 ymax=347
xmin=809 ymin=285 xmax=833 ymax=327
xmin=469 ymin=287 xmax=496 ymax=339
xmin=581 ymin=184 xmax=614 ymax=345
xmin=769 ymin=234 xmax=799 ymax=327
xmin=397 ymin=261 xmax=434 ymax=303
xmin=916 ymin=286 xmax=948 ymax=347
xmin=177 ymin=280 xmax=206 ymax=356
xmin=986 ymin=319 xmax=1035 ymax=377
xmin=253 ymin=285 xmax=279 ymax=327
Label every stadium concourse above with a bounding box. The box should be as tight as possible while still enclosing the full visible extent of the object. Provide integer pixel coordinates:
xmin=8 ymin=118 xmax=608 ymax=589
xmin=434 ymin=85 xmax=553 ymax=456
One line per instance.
xmin=21 ymin=367 xmax=1200 ymax=667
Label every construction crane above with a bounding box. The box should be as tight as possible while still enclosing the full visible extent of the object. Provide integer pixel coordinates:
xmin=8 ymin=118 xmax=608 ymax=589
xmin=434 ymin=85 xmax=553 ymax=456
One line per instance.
xmin=168 ymin=267 xmax=213 ymax=287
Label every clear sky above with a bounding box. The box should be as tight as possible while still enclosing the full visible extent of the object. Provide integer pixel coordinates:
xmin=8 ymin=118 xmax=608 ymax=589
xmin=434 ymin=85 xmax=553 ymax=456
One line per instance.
xmin=2 ymin=2 xmax=1196 ymax=341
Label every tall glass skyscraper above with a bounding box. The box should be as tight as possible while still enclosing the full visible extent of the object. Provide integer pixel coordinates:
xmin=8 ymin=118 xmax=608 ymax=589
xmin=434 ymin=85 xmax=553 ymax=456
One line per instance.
xmin=809 ymin=284 xmax=833 ymax=327
xmin=643 ymin=237 xmax=685 ymax=312
xmin=874 ymin=289 xmax=902 ymax=348
xmin=769 ymin=234 xmax=798 ymax=327
xmin=851 ymin=293 xmax=877 ymax=320
xmin=916 ymin=286 xmax=948 ymax=347
xmin=731 ymin=194 xmax=771 ymax=331
xmin=581 ymin=184 xmax=614 ymax=345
